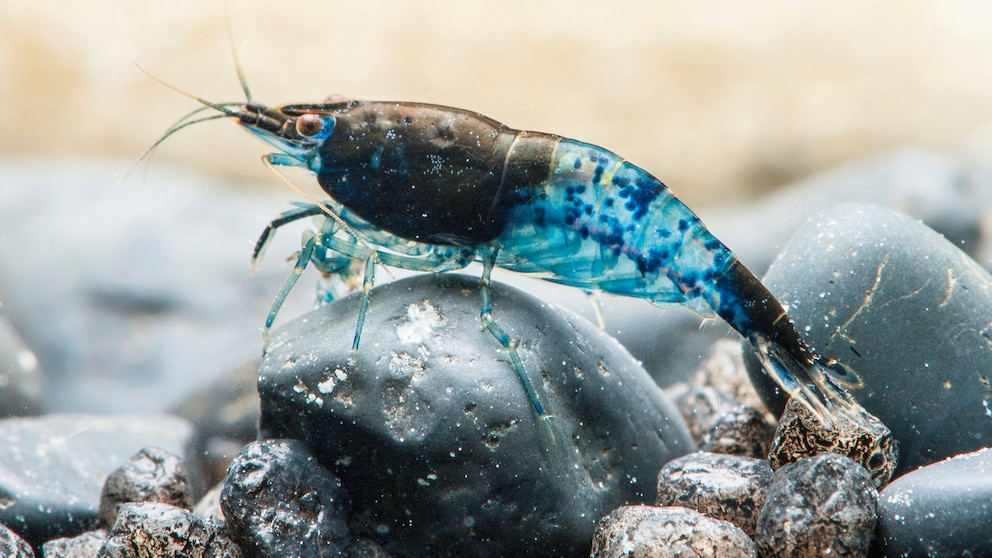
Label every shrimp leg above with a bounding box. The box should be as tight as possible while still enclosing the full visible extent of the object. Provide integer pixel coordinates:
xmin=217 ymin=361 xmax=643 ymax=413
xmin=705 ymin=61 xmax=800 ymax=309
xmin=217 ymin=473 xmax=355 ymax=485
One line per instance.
xmin=479 ymin=247 xmax=549 ymax=421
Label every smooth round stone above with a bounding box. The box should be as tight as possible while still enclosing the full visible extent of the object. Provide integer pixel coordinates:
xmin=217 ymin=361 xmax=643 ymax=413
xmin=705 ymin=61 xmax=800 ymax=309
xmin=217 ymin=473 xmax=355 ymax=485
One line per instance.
xmin=258 ymin=273 xmax=694 ymax=557
xmin=874 ymin=447 xmax=992 ymax=557
xmin=745 ymin=203 xmax=992 ymax=474
xmin=591 ymin=505 xmax=756 ymax=558
xmin=756 ymin=453 xmax=877 ymax=557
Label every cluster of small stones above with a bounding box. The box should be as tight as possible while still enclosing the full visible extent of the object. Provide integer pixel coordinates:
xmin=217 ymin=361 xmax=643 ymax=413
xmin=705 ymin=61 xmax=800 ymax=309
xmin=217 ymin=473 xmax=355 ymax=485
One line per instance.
xmin=0 ymin=339 xmax=898 ymax=557
xmin=590 ymin=340 xmax=893 ymax=557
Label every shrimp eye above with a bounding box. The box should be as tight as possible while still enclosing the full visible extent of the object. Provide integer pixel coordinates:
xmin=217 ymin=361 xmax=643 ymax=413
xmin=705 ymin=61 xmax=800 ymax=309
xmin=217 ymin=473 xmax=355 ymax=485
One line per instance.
xmin=295 ymin=114 xmax=324 ymax=137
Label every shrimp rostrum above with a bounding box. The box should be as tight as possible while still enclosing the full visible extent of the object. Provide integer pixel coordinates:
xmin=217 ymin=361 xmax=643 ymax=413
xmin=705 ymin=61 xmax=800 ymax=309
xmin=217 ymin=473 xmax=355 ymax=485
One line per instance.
xmin=160 ymin=90 xmax=861 ymax=424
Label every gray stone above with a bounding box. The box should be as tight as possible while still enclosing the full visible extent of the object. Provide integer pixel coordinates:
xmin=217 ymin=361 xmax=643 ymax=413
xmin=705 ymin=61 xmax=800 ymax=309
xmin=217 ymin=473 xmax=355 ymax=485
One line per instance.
xmin=98 ymin=447 xmax=193 ymax=528
xmin=667 ymin=384 xmax=741 ymax=445
xmin=192 ymin=484 xmax=224 ymax=521
xmin=258 ymin=273 xmax=694 ymax=557
xmin=173 ymin=360 xmax=260 ymax=488
xmin=874 ymin=447 xmax=992 ymax=557
xmin=756 ymin=453 xmax=877 ymax=557
xmin=769 ymin=398 xmax=898 ymax=488
xmin=0 ymin=413 xmax=195 ymax=547
xmin=97 ymin=502 xmax=241 ymax=558
xmin=656 ymin=452 xmax=772 ymax=536
xmin=0 ymin=160 xmax=312 ymax=414
xmin=0 ymin=523 xmax=34 ymax=557
xmin=698 ymin=406 xmax=776 ymax=460
xmin=41 ymin=529 xmax=108 ymax=558
xmin=591 ymin=505 xmax=756 ymax=558
xmin=745 ymin=203 xmax=992 ymax=474
xmin=220 ymin=439 xmax=350 ymax=558
xmin=0 ymin=317 xmax=43 ymax=417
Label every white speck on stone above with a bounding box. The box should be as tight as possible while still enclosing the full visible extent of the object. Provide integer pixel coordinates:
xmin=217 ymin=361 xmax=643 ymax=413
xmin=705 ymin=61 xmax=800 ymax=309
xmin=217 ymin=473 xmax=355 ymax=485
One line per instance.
xmin=319 ymin=368 xmax=346 ymax=394
xmin=395 ymin=301 xmax=446 ymax=344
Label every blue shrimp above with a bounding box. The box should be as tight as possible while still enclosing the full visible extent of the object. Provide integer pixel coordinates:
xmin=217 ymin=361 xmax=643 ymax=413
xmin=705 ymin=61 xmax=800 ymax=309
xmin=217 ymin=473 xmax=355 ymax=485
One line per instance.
xmin=154 ymin=83 xmax=861 ymax=425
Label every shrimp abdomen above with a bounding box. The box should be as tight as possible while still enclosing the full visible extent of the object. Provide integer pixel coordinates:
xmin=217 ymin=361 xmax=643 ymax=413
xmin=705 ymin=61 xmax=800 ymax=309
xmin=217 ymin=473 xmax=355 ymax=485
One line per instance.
xmin=496 ymin=138 xmax=735 ymax=319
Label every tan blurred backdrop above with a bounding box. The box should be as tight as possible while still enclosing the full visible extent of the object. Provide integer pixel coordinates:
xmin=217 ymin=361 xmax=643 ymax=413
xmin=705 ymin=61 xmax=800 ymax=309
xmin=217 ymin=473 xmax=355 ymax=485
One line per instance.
xmin=3 ymin=0 xmax=991 ymax=206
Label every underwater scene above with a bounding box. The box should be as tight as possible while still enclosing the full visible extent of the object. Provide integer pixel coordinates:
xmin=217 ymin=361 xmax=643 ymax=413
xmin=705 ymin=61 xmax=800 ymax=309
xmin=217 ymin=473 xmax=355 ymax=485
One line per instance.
xmin=1 ymin=2 xmax=990 ymax=556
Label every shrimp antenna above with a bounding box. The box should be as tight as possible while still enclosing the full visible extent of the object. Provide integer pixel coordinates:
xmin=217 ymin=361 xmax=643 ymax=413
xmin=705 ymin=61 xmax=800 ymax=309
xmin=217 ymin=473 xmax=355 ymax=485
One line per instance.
xmin=225 ymin=4 xmax=253 ymax=104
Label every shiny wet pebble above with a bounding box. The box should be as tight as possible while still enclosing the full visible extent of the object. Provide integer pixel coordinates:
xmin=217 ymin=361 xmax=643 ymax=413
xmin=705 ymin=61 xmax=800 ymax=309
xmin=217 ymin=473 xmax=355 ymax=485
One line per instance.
xmin=656 ymin=452 xmax=772 ymax=536
xmin=746 ymin=203 xmax=992 ymax=475
xmin=221 ymin=439 xmax=350 ymax=558
xmin=591 ymin=505 xmax=756 ymax=557
xmin=873 ymin=447 xmax=992 ymax=557
xmin=258 ymin=273 xmax=694 ymax=557
xmin=756 ymin=453 xmax=877 ymax=557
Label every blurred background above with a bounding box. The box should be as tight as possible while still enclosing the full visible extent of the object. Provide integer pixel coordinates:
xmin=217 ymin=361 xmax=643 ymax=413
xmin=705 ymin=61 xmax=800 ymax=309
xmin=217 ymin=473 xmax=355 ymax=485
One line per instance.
xmin=4 ymin=0 xmax=992 ymax=205
xmin=2 ymin=0 xmax=992 ymax=418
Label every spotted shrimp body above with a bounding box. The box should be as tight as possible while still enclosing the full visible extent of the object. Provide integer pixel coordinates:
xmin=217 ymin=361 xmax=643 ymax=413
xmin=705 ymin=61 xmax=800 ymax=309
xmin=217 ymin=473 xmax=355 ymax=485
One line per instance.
xmin=158 ymin=94 xmax=859 ymax=424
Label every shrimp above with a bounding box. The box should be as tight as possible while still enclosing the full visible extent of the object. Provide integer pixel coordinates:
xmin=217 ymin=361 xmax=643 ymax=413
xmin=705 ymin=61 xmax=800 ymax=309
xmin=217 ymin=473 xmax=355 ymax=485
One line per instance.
xmin=151 ymin=80 xmax=860 ymax=426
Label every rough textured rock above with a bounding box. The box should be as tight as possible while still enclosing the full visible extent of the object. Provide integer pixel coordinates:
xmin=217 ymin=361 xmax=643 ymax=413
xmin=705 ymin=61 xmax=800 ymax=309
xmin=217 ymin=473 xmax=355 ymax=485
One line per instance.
xmin=698 ymin=406 xmax=775 ymax=459
xmin=0 ymin=523 xmax=34 ymax=557
xmin=591 ymin=505 xmax=756 ymax=558
xmin=258 ymin=273 xmax=694 ymax=557
xmin=769 ymin=398 xmax=898 ymax=488
xmin=97 ymin=502 xmax=241 ymax=558
xmin=220 ymin=439 xmax=350 ymax=558
xmin=745 ymin=203 xmax=992 ymax=475
xmin=0 ymin=413 xmax=195 ymax=548
xmin=656 ymin=452 xmax=772 ymax=536
xmin=41 ymin=529 xmax=108 ymax=558
xmin=874 ymin=447 xmax=992 ymax=557
xmin=756 ymin=453 xmax=877 ymax=558
xmin=99 ymin=447 xmax=193 ymax=528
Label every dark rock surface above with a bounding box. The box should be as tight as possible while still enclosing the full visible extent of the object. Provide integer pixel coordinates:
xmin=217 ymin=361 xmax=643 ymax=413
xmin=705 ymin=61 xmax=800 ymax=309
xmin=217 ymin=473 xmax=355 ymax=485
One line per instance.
xmin=756 ymin=453 xmax=877 ymax=557
xmin=590 ymin=505 xmax=756 ymax=558
xmin=98 ymin=447 xmax=193 ymax=528
xmin=769 ymin=398 xmax=898 ymax=488
xmin=746 ymin=203 xmax=992 ymax=474
xmin=698 ymin=406 xmax=775 ymax=459
xmin=221 ymin=439 xmax=350 ymax=558
xmin=0 ymin=413 xmax=194 ymax=547
xmin=656 ymin=452 xmax=772 ymax=536
xmin=874 ymin=447 xmax=992 ymax=557
xmin=258 ymin=273 xmax=694 ymax=557
xmin=96 ymin=502 xmax=241 ymax=557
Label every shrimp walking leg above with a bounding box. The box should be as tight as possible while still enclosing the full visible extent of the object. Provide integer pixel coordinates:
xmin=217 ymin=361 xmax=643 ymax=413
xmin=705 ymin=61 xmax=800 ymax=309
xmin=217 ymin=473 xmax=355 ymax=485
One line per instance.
xmin=479 ymin=249 xmax=549 ymax=421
